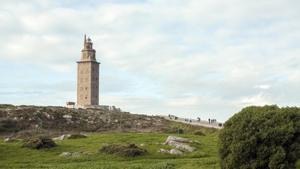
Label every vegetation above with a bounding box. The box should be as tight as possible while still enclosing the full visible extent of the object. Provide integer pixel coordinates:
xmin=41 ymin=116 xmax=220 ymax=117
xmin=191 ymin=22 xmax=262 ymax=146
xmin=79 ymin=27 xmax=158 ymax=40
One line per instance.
xmin=0 ymin=118 xmax=20 ymax=132
xmin=100 ymin=143 xmax=147 ymax=157
xmin=2 ymin=104 xmax=299 ymax=168
xmin=68 ymin=134 xmax=87 ymax=139
xmin=0 ymin=132 xmax=220 ymax=169
xmin=166 ymin=121 xmax=216 ymax=135
xmin=219 ymin=105 xmax=300 ymax=169
xmin=193 ymin=130 xmax=206 ymax=136
xmin=22 ymin=136 xmax=57 ymax=149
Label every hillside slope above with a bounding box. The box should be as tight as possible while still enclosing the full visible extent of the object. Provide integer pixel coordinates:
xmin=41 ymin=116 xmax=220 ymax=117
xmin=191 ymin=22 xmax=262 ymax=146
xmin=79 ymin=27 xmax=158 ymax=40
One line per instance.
xmin=0 ymin=132 xmax=220 ymax=169
xmin=0 ymin=104 xmax=216 ymax=137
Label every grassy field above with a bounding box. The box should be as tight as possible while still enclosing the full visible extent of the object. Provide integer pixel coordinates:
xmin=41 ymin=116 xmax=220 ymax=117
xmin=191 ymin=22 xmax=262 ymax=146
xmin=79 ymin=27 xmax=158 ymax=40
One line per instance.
xmin=0 ymin=132 xmax=220 ymax=169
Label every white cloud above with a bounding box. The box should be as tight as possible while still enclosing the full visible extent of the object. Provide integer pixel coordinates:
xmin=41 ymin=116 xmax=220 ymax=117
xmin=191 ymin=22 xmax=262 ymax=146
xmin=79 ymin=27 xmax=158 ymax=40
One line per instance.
xmin=0 ymin=0 xmax=299 ymax=121
xmin=255 ymin=85 xmax=271 ymax=90
xmin=240 ymin=93 xmax=272 ymax=106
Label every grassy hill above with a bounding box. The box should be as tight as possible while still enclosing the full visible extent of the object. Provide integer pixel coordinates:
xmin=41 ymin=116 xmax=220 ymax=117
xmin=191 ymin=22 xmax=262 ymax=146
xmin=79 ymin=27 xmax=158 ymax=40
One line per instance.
xmin=0 ymin=132 xmax=220 ymax=169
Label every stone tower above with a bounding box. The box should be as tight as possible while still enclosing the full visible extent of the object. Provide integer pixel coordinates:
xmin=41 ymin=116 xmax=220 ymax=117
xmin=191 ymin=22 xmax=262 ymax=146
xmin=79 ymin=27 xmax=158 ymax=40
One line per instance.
xmin=77 ymin=35 xmax=100 ymax=108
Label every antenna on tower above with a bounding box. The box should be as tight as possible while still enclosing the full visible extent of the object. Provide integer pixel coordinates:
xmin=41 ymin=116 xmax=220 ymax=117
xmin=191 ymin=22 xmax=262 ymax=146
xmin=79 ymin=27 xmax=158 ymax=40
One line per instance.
xmin=84 ymin=34 xmax=87 ymax=46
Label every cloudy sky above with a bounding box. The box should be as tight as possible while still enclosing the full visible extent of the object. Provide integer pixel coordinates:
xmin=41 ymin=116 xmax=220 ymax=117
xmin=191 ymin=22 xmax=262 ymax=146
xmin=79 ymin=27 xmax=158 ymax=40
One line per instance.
xmin=0 ymin=0 xmax=299 ymax=121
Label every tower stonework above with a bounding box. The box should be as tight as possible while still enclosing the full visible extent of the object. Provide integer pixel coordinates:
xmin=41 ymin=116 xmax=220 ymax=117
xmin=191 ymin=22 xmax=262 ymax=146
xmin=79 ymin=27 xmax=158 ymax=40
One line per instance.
xmin=77 ymin=35 xmax=100 ymax=108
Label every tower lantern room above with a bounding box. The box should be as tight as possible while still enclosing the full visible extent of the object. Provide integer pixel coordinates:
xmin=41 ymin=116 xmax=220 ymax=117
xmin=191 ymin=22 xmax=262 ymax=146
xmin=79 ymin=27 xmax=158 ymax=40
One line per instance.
xmin=81 ymin=34 xmax=96 ymax=61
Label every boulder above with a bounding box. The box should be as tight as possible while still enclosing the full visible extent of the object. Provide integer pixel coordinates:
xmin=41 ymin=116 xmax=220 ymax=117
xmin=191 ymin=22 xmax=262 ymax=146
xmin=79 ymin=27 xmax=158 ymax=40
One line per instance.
xmin=165 ymin=136 xmax=192 ymax=144
xmin=59 ymin=152 xmax=72 ymax=157
xmin=169 ymin=149 xmax=183 ymax=155
xmin=59 ymin=152 xmax=81 ymax=158
xmin=53 ymin=134 xmax=87 ymax=141
xmin=53 ymin=134 xmax=70 ymax=141
xmin=164 ymin=136 xmax=196 ymax=152
xmin=167 ymin=140 xmax=195 ymax=152
xmin=174 ymin=143 xmax=195 ymax=152
xmin=159 ymin=148 xmax=169 ymax=153
xmin=71 ymin=152 xmax=81 ymax=158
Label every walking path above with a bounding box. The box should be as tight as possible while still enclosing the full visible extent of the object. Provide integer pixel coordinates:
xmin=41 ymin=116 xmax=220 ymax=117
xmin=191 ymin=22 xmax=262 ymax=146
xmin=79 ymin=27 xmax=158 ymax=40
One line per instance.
xmin=161 ymin=116 xmax=223 ymax=129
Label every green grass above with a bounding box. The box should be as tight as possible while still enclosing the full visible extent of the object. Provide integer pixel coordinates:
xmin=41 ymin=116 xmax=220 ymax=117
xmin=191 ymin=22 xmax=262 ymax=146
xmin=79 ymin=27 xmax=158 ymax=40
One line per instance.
xmin=0 ymin=133 xmax=220 ymax=169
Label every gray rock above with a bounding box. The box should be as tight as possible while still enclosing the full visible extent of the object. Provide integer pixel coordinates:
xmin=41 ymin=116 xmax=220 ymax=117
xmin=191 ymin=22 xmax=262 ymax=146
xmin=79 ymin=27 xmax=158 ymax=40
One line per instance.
xmin=59 ymin=152 xmax=72 ymax=157
xmin=53 ymin=134 xmax=70 ymax=141
xmin=4 ymin=137 xmax=11 ymax=142
xmin=4 ymin=137 xmax=19 ymax=143
xmin=71 ymin=152 xmax=81 ymax=158
xmin=165 ymin=136 xmax=192 ymax=144
xmin=174 ymin=143 xmax=196 ymax=152
xmin=159 ymin=148 xmax=169 ymax=153
xmin=59 ymin=152 xmax=81 ymax=158
xmin=165 ymin=136 xmax=196 ymax=152
xmin=169 ymin=149 xmax=183 ymax=155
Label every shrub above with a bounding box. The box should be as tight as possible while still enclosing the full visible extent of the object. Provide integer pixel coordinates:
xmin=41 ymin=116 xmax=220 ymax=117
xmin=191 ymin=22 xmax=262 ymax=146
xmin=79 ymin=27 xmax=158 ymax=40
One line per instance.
xmin=100 ymin=143 xmax=147 ymax=157
xmin=193 ymin=130 xmax=205 ymax=136
xmin=68 ymin=134 xmax=87 ymax=139
xmin=22 ymin=136 xmax=57 ymax=149
xmin=0 ymin=104 xmax=15 ymax=109
xmin=0 ymin=118 xmax=19 ymax=132
xmin=219 ymin=105 xmax=300 ymax=169
xmin=177 ymin=128 xmax=184 ymax=134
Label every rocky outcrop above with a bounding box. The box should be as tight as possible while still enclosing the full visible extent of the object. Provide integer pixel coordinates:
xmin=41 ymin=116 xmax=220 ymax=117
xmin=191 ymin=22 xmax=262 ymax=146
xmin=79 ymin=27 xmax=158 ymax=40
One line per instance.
xmin=59 ymin=152 xmax=82 ymax=158
xmin=159 ymin=136 xmax=196 ymax=155
xmin=159 ymin=148 xmax=183 ymax=155
xmin=165 ymin=136 xmax=196 ymax=152
xmin=0 ymin=104 xmax=169 ymax=135
xmin=165 ymin=136 xmax=192 ymax=144
xmin=170 ymin=149 xmax=183 ymax=155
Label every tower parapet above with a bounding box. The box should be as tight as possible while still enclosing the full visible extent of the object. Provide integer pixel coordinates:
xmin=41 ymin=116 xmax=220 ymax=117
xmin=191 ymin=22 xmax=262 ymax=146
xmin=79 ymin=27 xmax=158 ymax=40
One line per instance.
xmin=80 ymin=34 xmax=96 ymax=61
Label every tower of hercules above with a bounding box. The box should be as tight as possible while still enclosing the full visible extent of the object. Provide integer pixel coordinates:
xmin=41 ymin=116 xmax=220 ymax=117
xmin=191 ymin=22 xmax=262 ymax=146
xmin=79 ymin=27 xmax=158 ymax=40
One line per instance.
xmin=77 ymin=35 xmax=100 ymax=108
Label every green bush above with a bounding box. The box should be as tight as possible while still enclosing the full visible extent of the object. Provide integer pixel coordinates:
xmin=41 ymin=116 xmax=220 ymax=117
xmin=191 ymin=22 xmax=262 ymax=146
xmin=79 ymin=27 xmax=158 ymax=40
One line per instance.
xmin=0 ymin=104 xmax=15 ymax=108
xmin=219 ymin=105 xmax=300 ymax=169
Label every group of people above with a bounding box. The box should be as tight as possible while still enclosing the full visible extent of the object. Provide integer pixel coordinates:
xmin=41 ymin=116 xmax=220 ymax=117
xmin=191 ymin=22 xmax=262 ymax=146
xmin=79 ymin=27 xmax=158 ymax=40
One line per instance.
xmin=184 ymin=118 xmax=192 ymax=122
xmin=168 ymin=114 xmax=220 ymax=126
xmin=168 ymin=114 xmax=178 ymax=120
xmin=208 ymin=118 xmax=217 ymax=124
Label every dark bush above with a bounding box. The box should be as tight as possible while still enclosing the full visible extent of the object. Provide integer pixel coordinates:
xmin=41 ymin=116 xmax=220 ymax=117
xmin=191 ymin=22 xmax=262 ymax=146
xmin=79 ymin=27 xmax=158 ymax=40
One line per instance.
xmin=0 ymin=104 xmax=15 ymax=109
xmin=0 ymin=118 xmax=19 ymax=132
xmin=22 ymin=136 xmax=57 ymax=149
xmin=68 ymin=134 xmax=87 ymax=139
xmin=219 ymin=105 xmax=300 ymax=169
xmin=100 ymin=143 xmax=147 ymax=157
xmin=193 ymin=130 xmax=205 ymax=136
xmin=177 ymin=128 xmax=184 ymax=134
xmin=161 ymin=127 xmax=184 ymax=134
